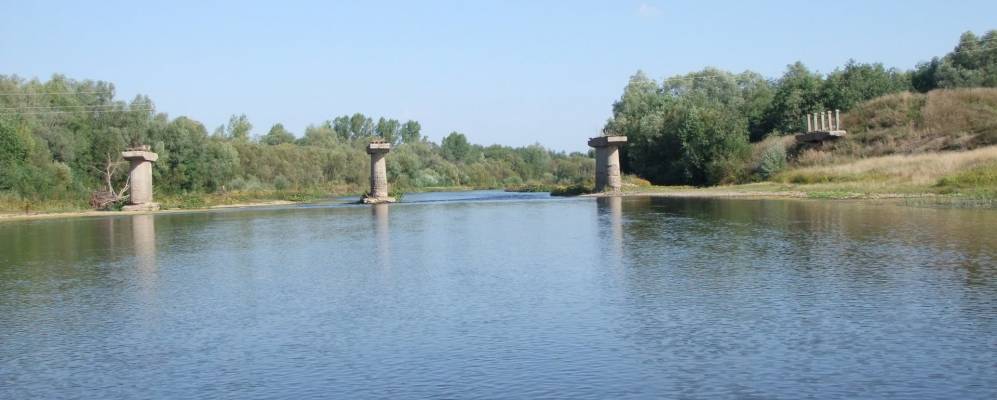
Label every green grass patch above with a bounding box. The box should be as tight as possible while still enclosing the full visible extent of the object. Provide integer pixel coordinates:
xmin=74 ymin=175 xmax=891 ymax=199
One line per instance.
xmin=0 ymin=192 xmax=90 ymax=214
xmin=504 ymin=183 xmax=553 ymax=193
xmin=935 ymin=161 xmax=997 ymax=195
xmin=550 ymin=184 xmax=593 ymax=197
xmin=805 ymin=190 xmax=864 ymax=199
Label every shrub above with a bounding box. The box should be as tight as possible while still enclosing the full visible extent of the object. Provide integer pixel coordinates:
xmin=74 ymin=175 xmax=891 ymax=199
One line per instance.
xmin=273 ymin=175 xmax=291 ymax=191
xmin=757 ymin=144 xmax=787 ymax=179
xmin=550 ymin=184 xmax=593 ymax=197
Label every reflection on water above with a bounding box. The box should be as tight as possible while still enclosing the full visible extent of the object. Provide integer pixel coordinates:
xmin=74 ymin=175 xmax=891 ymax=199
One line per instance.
xmin=132 ymin=214 xmax=157 ymax=275
xmin=597 ymin=196 xmax=624 ymax=264
xmin=0 ymin=192 xmax=995 ymax=399
xmin=372 ymin=203 xmax=390 ymax=269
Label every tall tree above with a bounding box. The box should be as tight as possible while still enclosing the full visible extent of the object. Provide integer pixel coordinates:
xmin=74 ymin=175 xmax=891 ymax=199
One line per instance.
xmin=400 ymin=120 xmax=422 ymax=143
xmin=332 ymin=115 xmax=351 ymax=141
xmin=375 ymin=117 xmax=401 ymax=144
xmin=349 ymin=113 xmax=373 ymax=139
xmin=763 ymin=62 xmax=824 ymax=134
xmin=935 ymin=30 xmax=997 ymax=89
xmin=441 ymin=131 xmax=471 ymax=162
xmin=226 ymin=114 xmax=252 ymax=141
xmin=262 ymin=123 xmax=295 ymax=145
xmin=821 ymin=60 xmax=912 ymax=111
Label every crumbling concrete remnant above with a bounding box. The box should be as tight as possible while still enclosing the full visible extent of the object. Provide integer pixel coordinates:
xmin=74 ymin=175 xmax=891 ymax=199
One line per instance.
xmin=121 ymin=148 xmax=159 ymax=211
xmin=363 ymin=141 xmax=396 ymax=204
xmin=587 ymin=135 xmax=628 ymax=193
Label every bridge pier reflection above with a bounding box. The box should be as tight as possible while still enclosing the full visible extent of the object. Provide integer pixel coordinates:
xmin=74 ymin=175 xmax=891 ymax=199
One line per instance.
xmin=597 ymin=196 xmax=624 ymax=262
xmin=131 ymin=214 xmax=157 ymax=287
xmin=372 ymin=204 xmax=391 ymax=269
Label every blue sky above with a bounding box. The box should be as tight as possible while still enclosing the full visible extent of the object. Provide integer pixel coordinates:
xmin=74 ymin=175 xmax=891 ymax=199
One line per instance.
xmin=1 ymin=1 xmax=994 ymax=152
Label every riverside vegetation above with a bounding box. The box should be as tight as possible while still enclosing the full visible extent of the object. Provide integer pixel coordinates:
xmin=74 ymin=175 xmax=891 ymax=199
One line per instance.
xmin=605 ymin=30 xmax=997 ymax=201
xmin=0 ymin=80 xmax=594 ymax=213
xmin=2 ymin=31 xmax=996 ymax=215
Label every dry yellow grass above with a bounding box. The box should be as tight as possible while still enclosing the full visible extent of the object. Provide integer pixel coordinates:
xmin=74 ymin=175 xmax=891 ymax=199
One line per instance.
xmin=833 ymin=88 xmax=997 ymax=157
xmin=777 ymin=145 xmax=997 ymax=187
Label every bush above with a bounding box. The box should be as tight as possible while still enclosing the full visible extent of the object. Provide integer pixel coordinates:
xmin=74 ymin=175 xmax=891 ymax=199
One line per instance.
xmin=273 ymin=175 xmax=291 ymax=191
xmin=550 ymin=184 xmax=592 ymax=197
xmin=936 ymin=161 xmax=997 ymax=191
xmin=622 ymin=175 xmax=651 ymax=187
xmin=757 ymin=144 xmax=787 ymax=179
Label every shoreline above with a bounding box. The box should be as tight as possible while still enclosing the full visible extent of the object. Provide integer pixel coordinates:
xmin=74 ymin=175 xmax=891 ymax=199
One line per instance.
xmin=586 ymin=185 xmax=995 ymax=208
xmin=585 ymin=190 xmax=937 ymax=200
xmin=585 ymin=190 xmax=808 ymax=200
xmin=3 ymin=187 xmax=990 ymax=223
xmin=0 ymin=200 xmax=302 ymax=223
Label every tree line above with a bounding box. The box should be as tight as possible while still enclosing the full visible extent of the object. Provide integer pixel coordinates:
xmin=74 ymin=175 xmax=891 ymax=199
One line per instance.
xmin=0 ymin=78 xmax=593 ymax=205
xmin=605 ymin=30 xmax=997 ymax=185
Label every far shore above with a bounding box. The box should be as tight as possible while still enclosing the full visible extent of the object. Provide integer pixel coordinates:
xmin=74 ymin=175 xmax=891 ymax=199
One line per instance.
xmin=585 ymin=189 xmax=925 ymax=200
xmin=585 ymin=189 xmax=807 ymax=200
xmin=4 ymin=181 xmax=993 ymax=223
xmin=0 ymin=200 xmax=302 ymax=223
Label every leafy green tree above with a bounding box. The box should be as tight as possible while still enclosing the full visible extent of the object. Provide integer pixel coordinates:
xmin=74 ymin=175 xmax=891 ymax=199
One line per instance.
xmin=332 ymin=116 xmax=351 ymax=141
xmin=349 ymin=113 xmax=373 ymax=139
xmin=375 ymin=117 xmax=401 ymax=144
xmin=674 ymin=104 xmax=750 ymax=184
xmin=821 ymin=60 xmax=912 ymax=111
xmin=913 ymin=30 xmax=997 ymax=91
xmin=738 ymin=72 xmax=776 ymax=141
xmin=763 ymin=62 xmax=824 ymax=134
xmin=441 ymin=131 xmax=471 ymax=162
xmin=400 ymin=120 xmax=422 ymax=143
xmin=301 ymin=123 xmax=337 ymax=147
xmin=935 ymin=31 xmax=997 ymax=89
xmin=226 ymin=114 xmax=252 ymax=141
xmin=0 ymin=117 xmax=30 ymax=166
xmin=912 ymin=58 xmax=941 ymax=92
xmin=262 ymin=123 xmax=295 ymax=145
xmin=605 ymin=70 xmax=752 ymax=185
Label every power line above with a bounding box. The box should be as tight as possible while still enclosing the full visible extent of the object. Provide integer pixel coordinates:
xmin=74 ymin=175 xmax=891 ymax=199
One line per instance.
xmin=0 ymin=91 xmax=114 ymax=97
xmin=0 ymin=103 xmax=152 ymax=111
xmin=0 ymin=108 xmax=154 ymax=116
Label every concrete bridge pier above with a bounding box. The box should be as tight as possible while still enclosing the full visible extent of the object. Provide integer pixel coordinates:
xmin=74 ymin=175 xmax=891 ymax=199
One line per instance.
xmin=121 ymin=148 xmax=160 ymax=211
xmin=364 ymin=141 xmax=396 ymax=204
xmin=588 ymin=135 xmax=628 ymax=193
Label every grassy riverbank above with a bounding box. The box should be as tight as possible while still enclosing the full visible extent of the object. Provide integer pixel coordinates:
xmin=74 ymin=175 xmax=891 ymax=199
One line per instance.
xmin=0 ymin=184 xmax=498 ymax=221
xmin=0 ymin=186 xmax=355 ymax=219
xmin=609 ymin=145 xmax=997 ymax=205
xmin=5 ymin=145 xmax=996 ymax=220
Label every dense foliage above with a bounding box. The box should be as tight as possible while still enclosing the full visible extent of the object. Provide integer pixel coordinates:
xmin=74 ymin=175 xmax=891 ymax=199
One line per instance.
xmin=606 ymin=30 xmax=996 ymax=185
xmin=0 ymin=76 xmax=593 ymax=206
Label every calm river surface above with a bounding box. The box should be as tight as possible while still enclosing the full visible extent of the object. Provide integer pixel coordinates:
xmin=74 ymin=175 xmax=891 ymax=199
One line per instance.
xmin=1 ymin=191 xmax=995 ymax=399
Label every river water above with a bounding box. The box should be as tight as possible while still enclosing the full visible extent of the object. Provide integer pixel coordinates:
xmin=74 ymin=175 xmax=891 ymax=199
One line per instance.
xmin=1 ymin=192 xmax=995 ymax=399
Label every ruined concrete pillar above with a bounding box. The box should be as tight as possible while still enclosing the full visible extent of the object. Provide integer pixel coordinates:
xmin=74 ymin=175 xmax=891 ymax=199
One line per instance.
xmin=827 ymin=111 xmax=833 ymax=131
xmin=806 ymin=114 xmax=813 ymax=132
xmin=364 ymin=141 xmax=396 ymax=204
xmin=121 ymin=148 xmax=159 ymax=211
xmin=587 ymin=135 xmax=628 ymax=193
xmin=820 ymin=112 xmax=827 ymax=131
xmin=835 ymin=109 xmax=841 ymax=130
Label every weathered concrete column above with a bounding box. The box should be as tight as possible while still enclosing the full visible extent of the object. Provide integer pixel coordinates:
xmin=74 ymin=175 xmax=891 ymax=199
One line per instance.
xmin=806 ymin=114 xmax=813 ymax=132
xmin=835 ymin=109 xmax=841 ymax=130
xmin=121 ymin=148 xmax=159 ymax=211
xmin=587 ymin=135 xmax=628 ymax=193
xmin=363 ymin=141 xmax=396 ymax=204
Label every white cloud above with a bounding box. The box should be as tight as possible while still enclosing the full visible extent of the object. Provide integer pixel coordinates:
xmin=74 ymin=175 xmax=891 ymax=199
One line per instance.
xmin=637 ymin=3 xmax=662 ymax=18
